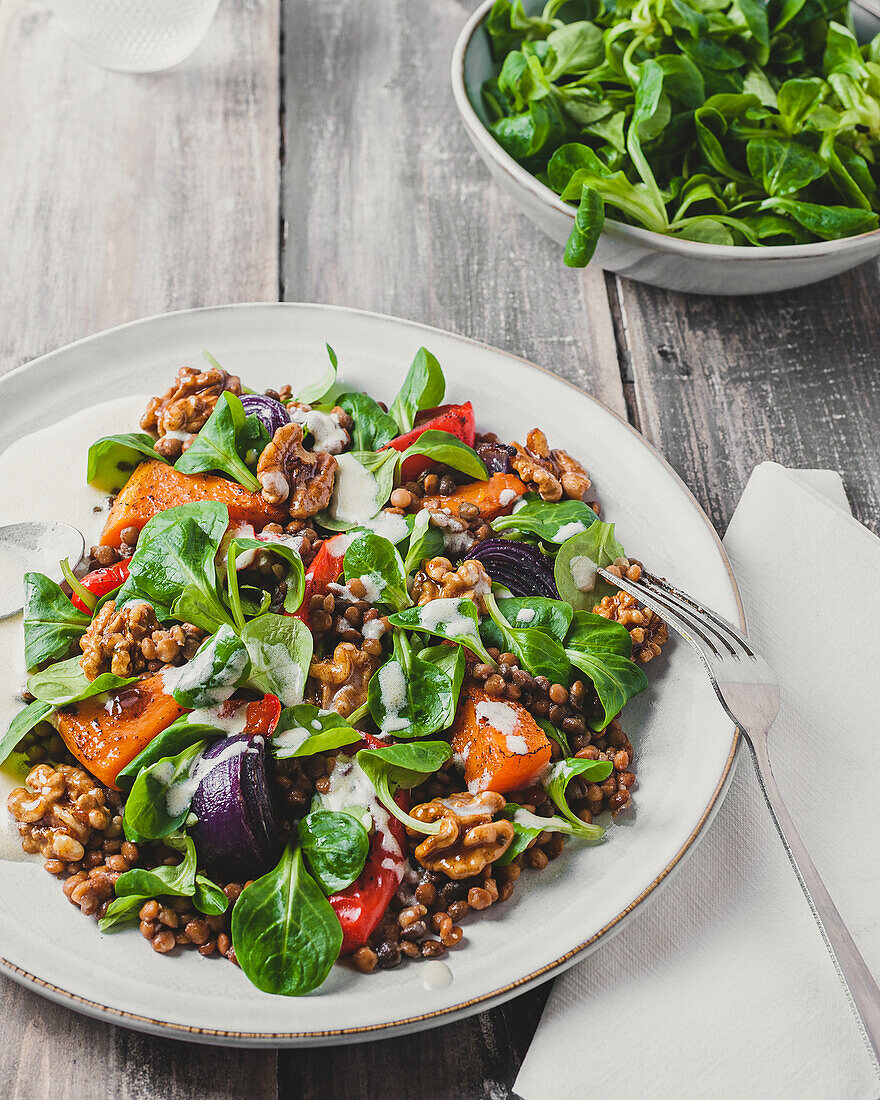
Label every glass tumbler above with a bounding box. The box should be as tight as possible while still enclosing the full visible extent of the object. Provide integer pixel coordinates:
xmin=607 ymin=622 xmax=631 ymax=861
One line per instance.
xmin=52 ymin=0 xmax=222 ymax=73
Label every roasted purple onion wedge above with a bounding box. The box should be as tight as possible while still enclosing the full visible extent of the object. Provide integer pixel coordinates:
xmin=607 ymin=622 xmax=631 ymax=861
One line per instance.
xmin=190 ymin=734 xmax=281 ymax=880
xmin=466 ymin=537 xmax=559 ymax=599
xmin=240 ymin=394 xmax=291 ymax=437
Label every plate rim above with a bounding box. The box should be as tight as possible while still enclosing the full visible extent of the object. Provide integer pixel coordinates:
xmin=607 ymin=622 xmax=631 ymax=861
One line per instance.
xmin=0 ymin=302 xmax=743 ymax=1044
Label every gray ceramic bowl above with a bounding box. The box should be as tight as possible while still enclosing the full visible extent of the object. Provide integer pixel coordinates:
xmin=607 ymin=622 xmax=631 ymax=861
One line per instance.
xmin=452 ymin=0 xmax=880 ymax=295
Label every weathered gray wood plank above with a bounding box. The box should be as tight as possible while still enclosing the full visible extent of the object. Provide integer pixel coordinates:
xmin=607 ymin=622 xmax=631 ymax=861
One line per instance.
xmin=615 ymin=264 xmax=880 ymax=536
xmin=281 ymin=990 xmax=551 ymax=1100
xmin=0 ymin=1 xmax=280 ymax=1093
xmin=280 ymin=0 xmax=625 ymax=418
xmin=0 ymin=0 xmax=280 ymax=375
xmin=0 ymin=979 xmax=278 ymax=1100
xmin=279 ymin=2 xmax=624 ymax=1095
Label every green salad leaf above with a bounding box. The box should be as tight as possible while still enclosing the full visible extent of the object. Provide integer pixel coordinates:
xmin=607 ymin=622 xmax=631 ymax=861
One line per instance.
xmin=299 ymin=810 xmax=370 ymax=895
xmin=402 ymin=509 xmax=445 ymax=577
xmin=366 ymin=631 xmax=456 ymax=738
xmin=357 ymin=741 xmax=452 ymax=834
xmin=232 ymin=843 xmax=343 ymax=996
xmin=116 ymin=501 xmax=233 ymax=632
xmin=397 ymin=430 xmax=488 ymax=481
xmin=225 ymin=535 xmax=306 ymax=631
xmin=389 ymin=597 xmax=496 ymax=665
xmin=163 ymin=625 xmax=250 ymax=709
xmin=122 ymin=740 xmax=207 ymax=842
xmin=481 ymin=595 xmax=573 ymax=646
xmin=492 ymin=493 xmax=598 ymax=542
xmin=296 ymin=344 xmax=345 ymax=405
xmin=482 ymin=0 xmax=880 ymax=265
xmin=22 ymin=572 xmax=90 ymax=669
xmin=174 ymin=392 xmax=268 ymax=490
xmin=483 ymin=591 xmax=570 ymax=683
xmin=87 ymin=433 xmax=168 ymax=493
xmin=337 ymin=391 xmax=399 ymax=450
xmin=343 ymin=532 xmax=411 ymax=612
xmin=554 ymin=520 xmax=626 ymax=611
xmin=388 ymin=347 xmax=446 ymax=433
xmin=240 ymin=613 xmax=313 ymax=707
xmin=271 ymin=705 xmax=361 ymax=759
xmin=543 ymin=757 xmax=614 ymax=828
xmin=27 ymin=656 xmax=137 ymax=706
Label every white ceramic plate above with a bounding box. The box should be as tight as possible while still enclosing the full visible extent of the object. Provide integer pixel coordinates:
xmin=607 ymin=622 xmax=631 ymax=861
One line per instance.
xmin=0 ymin=304 xmax=741 ymax=1045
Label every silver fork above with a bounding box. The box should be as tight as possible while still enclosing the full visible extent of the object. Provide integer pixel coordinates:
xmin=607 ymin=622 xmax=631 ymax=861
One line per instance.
xmin=599 ymin=565 xmax=880 ymax=1075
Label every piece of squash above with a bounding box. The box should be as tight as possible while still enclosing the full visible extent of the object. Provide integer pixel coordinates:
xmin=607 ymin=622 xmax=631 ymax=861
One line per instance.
xmin=420 ymin=473 xmax=526 ymax=523
xmin=52 ymin=674 xmax=187 ymax=789
xmin=100 ymin=460 xmax=287 ymax=547
xmin=450 ymin=686 xmax=551 ymax=794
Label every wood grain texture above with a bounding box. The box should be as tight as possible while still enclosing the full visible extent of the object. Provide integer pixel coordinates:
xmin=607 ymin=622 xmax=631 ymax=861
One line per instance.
xmin=280 ymin=0 xmax=625 ymax=417
xmin=0 ymin=1 xmax=279 ymax=1095
xmin=279 ymin=2 xmax=624 ymax=1095
xmin=281 ymin=989 xmax=550 ymax=1100
xmin=0 ymin=0 xmax=280 ymax=375
xmin=616 ymin=264 xmax=880 ymax=535
xmin=0 ymin=979 xmax=277 ymax=1100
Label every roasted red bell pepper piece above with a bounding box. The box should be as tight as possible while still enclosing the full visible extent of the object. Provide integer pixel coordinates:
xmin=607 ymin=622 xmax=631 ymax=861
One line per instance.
xmin=328 ymin=732 xmax=409 ymax=954
xmin=290 ymin=533 xmax=348 ymax=628
xmin=242 ymin=693 xmax=282 ymax=737
xmin=70 ymin=560 xmax=130 ymax=613
xmin=381 ymin=401 xmax=475 ymax=481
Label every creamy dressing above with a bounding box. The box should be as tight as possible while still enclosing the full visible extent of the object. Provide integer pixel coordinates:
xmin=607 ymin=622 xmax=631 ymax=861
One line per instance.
xmin=0 ymin=395 xmax=148 ymax=862
xmin=421 ymin=960 xmax=454 ymax=990
xmin=327 ymin=453 xmax=381 ymax=526
xmin=166 ymin=738 xmax=251 ymax=819
xmin=162 ymin=638 xmax=249 ymax=706
xmin=289 ymin=407 xmax=348 ymax=455
xmin=376 ymin=661 xmax=408 ymax=732
xmin=418 ymin=598 xmax=478 ymax=640
xmin=570 ymin=554 xmax=598 ymax=593
xmin=365 ymin=511 xmax=409 ymax=545
xmin=271 ymin=726 xmax=312 ymax=757
xmin=555 ymin=521 xmax=587 ymax=542
xmin=323 ymin=755 xmax=404 ymax=870
xmin=248 ymin=634 xmax=306 ymax=707
xmin=186 ymin=704 xmax=249 ymax=737
xmin=442 ymin=529 xmax=475 ymax=556
xmin=475 ymin=698 xmax=528 ymax=755
xmin=353 ymin=574 xmax=384 ymax=603
xmin=361 ymin=618 xmax=387 ymax=641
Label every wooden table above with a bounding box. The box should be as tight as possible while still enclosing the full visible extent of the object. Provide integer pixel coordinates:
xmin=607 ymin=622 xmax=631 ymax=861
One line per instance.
xmin=1 ymin=1 xmax=878 ymax=1096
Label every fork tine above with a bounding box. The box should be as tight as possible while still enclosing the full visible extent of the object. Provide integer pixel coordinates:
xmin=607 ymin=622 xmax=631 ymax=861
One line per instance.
xmin=641 ymin=570 xmax=755 ymax=657
xmin=597 ymin=567 xmax=746 ymax=660
xmin=595 ymin=568 xmax=724 ymax=660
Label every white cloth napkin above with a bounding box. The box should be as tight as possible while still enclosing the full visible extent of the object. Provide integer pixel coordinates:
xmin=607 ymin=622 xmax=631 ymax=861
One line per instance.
xmin=514 ymin=463 xmax=880 ymax=1100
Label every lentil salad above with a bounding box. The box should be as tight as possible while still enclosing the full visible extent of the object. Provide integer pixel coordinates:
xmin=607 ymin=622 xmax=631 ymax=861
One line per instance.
xmin=2 ymin=347 xmax=667 ymax=996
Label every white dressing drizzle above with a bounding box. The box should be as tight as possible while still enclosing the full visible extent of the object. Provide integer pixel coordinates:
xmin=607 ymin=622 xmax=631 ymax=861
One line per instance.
xmin=570 ymin=554 xmax=598 ymax=593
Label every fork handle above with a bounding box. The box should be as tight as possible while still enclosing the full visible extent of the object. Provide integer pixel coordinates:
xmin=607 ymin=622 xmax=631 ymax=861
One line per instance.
xmin=746 ymin=732 xmax=880 ymax=1075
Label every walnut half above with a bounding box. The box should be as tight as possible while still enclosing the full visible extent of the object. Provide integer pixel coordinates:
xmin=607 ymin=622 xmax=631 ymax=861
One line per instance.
xmin=140 ymin=365 xmax=242 ymax=457
xmin=411 ymin=557 xmax=493 ymax=613
xmin=511 ymin=427 xmax=593 ymax=502
xmin=256 ymin=423 xmax=337 ymax=519
xmin=79 ymin=600 xmax=205 ymax=681
xmin=308 ymin=642 xmax=380 ymax=718
xmin=409 ymin=791 xmax=515 ymax=879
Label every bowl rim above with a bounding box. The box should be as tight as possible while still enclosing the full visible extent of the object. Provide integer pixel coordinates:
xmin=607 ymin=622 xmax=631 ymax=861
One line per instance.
xmin=451 ymin=0 xmax=880 ymax=263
